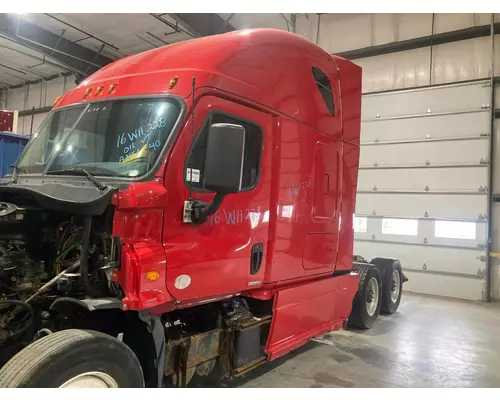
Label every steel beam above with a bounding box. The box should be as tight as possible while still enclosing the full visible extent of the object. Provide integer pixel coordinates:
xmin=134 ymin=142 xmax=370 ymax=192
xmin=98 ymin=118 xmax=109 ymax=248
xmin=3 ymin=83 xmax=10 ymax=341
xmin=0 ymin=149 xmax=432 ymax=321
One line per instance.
xmin=18 ymin=105 xmax=52 ymax=117
xmin=5 ymin=71 xmax=74 ymax=89
xmin=170 ymin=14 xmax=235 ymax=37
xmin=0 ymin=14 xmax=114 ymax=82
xmin=337 ymin=22 xmax=500 ymax=60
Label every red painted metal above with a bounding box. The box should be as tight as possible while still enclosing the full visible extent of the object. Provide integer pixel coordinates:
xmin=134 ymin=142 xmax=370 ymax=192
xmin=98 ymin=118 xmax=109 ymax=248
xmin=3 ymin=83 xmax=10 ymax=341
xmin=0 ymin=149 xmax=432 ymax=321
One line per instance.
xmin=265 ymin=272 xmax=359 ymax=361
xmin=0 ymin=110 xmax=14 ymax=132
xmin=111 ymin=178 xmax=174 ymax=310
xmin=53 ymin=29 xmax=362 ymax=361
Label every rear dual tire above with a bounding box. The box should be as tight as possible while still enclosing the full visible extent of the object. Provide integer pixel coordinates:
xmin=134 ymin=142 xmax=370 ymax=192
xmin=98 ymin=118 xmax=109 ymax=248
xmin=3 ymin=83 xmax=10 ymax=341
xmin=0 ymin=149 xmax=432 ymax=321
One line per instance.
xmin=372 ymin=258 xmax=403 ymax=315
xmin=348 ymin=264 xmax=382 ymax=329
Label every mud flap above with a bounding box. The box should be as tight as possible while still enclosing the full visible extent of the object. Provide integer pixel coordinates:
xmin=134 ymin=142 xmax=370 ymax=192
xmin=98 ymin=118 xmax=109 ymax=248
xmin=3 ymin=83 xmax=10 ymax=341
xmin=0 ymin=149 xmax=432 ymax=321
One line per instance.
xmin=138 ymin=312 xmax=166 ymax=388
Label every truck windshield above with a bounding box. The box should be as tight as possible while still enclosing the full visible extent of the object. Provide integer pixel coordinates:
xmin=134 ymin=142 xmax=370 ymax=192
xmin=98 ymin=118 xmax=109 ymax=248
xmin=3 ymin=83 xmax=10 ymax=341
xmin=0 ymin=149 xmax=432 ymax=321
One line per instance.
xmin=16 ymin=97 xmax=182 ymax=178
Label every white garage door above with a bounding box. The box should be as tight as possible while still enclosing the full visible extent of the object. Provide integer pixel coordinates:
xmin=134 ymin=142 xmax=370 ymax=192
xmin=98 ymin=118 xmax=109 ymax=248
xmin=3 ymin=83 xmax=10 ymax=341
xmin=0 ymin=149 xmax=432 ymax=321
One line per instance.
xmin=353 ymin=80 xmax=491 ymax=301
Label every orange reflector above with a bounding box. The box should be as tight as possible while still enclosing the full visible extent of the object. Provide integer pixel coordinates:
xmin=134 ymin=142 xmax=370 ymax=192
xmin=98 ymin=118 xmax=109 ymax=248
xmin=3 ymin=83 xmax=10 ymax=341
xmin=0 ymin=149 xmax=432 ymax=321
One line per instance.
xmin=52 ymin=96 xmax=62 ymax=107
xmin=168 ymin=76 xmax=178 ymax=89
xmin=95 ymin=85 xmax=104 ymax=95
xmin=108 ymin=83 xmax=118 ymax=94
xmin=83 ymin=87 xmax=92 ymax=98
xmin=145 ymin=271 xmax=160 ymax=281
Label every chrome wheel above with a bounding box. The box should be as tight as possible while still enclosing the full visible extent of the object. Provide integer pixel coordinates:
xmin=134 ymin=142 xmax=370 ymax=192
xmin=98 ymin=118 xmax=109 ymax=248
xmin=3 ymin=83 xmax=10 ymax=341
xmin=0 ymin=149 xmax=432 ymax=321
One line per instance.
xmin=365 ymin=277 xmax=379 ymax=316
xmin=59 ymin=372 xmax=119 ymax=388
xmin=390 ymin=269 xmax=401 ymax=303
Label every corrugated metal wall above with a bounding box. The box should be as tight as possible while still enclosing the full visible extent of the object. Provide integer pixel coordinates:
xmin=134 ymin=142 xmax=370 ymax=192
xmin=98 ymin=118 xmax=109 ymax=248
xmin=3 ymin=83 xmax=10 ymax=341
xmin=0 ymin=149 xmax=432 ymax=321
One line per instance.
xmin=5 ymin=74 xmax=77 ymax=136
xmin=296 ymin=13 xmax=500 ymax=91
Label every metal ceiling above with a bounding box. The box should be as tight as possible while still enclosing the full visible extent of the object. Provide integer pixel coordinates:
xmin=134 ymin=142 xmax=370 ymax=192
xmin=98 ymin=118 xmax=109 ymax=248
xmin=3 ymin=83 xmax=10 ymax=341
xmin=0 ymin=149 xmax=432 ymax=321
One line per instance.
xmin=0 ymin=13 xmax=292 ymax=89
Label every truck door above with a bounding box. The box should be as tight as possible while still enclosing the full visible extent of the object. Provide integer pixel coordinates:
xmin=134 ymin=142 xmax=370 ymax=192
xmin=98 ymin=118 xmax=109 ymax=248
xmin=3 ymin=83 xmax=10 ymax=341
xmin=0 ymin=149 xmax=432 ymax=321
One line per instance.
xmin=162 ymin=95 xmax=273 ymax=302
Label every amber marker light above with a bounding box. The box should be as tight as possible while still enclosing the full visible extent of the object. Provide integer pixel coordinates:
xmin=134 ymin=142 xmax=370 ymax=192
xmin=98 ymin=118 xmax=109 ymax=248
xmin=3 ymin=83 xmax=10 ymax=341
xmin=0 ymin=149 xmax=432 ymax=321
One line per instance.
xmin=169 ymin=76 xmax=178 ymax=89
xmin=95 ymin=85 xmax=104 ymax=95
xmin=145 ymin=271 xmax=161 ymax=281
xmin=83 ymin=87 xmax=92 ymax=98
xmin=52 ymin=96 xmax=62 ymax=107
xmin=108 ymin=83 xmax=118 ymax=94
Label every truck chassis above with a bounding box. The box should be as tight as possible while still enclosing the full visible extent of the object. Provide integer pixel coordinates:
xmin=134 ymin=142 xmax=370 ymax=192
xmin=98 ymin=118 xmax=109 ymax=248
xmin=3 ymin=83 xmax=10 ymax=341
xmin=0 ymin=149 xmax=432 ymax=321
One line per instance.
xmin=0 ymin=255 xmax=406 ymax=388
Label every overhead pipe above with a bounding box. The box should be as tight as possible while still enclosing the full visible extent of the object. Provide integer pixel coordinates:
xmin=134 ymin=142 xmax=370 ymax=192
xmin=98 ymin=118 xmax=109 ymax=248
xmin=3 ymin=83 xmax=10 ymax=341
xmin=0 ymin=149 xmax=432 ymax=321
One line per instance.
xmin=146 ymin=31 xmax=169 ymax=45
xmin=150 ymin=14 xmax=194 ymax=38
xmin=0 ymin=62 xmax=27 ymax=75
xmin=0 ymin=14 xmax=114 ymax=81
xmin=15 ymin=33 xmax=103 ymax=69
xmin=6 ymin=71 xmax=74 ymax=90
xmin=0 ymin=39 xmax=73 ymax=73
xmin=315 ymin=14 xmax=321 ymax=45
xmin=43 ymin=14 xmax=120 ymax=51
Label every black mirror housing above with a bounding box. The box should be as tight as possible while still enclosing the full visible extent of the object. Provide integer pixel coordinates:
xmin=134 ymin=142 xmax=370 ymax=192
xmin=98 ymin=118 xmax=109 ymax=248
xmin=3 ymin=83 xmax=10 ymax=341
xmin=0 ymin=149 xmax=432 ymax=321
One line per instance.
xmin=204 ymin=123 xmax=245 ymax=194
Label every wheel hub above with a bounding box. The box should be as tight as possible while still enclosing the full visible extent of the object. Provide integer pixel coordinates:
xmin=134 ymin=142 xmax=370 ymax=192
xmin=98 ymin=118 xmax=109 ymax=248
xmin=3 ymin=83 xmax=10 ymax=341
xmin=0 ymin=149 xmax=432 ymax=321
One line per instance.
xmin=365 ymin=277 xmax=379 ymax=316
xmin=390 ymin=269 xmax=401 ymax=303
xmin=59 ymin=372 xmax=119 ymax=388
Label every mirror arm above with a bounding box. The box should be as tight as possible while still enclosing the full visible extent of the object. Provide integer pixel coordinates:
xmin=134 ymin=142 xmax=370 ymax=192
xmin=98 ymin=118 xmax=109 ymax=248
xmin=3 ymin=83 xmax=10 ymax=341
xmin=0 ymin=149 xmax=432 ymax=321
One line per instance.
xmin=190 ymin=192 xmax=226 ymax=224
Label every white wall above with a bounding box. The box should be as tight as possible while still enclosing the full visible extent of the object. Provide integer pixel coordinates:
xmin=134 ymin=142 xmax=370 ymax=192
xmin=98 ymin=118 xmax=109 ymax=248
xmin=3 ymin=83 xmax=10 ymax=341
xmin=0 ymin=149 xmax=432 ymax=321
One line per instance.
xmin=0 ymin=88 xmax=6 ymax=110
xmin=296 ymin=13 xmax=499 ymax=51
xmin=6 ymin=74 xmax=77 ymax=135
xmin=356 ymin=36 xmax=500 ymax=92
xmin=296 ymin=13 xmax=500 ymax=92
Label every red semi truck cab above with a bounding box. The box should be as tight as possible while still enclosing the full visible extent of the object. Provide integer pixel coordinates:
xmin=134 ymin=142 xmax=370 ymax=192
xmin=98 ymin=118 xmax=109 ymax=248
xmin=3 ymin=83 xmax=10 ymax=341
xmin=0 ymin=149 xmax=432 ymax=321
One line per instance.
xmin=0 ymin=29 xmax=404 ymax=388
xmin=52 ymin=28 xmax=362 ymax=316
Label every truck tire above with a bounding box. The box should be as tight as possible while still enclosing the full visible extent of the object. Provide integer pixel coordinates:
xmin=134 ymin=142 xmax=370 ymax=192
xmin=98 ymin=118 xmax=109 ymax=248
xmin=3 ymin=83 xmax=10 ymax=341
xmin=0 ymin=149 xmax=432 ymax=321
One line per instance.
xmin=0 ymin=329 xmax=144 ymax=388
xmin=371 ymin=258 xmax=403 ymax=314
xmin=348 ymin=264 xmax=382 ymax=329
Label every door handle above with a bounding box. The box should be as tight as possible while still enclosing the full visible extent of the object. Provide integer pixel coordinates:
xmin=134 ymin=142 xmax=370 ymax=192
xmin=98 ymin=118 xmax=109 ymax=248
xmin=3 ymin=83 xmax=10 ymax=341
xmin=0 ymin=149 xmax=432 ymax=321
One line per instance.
xmin=250 ymin=243 xmax=264 ymax=275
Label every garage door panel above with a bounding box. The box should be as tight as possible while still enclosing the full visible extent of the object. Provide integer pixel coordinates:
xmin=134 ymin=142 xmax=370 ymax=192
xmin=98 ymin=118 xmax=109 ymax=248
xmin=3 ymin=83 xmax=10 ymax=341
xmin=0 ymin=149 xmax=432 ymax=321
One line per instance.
xmin=359 ymin=139 xmax=488 ymax=167
xmin=362 ymin=81 xmax=490 ymax=119
xmin=361 ymin=112 xmax=488 ymax=143
xmin=403 ymin=271 xmax=484 ymax=301
xmin=356 ymin=80 xmax=491 ymax=301
xmin=353 ymin=240 xmax=485 ymax=276
xmin=355 ymin=193 xmax=487 ymax=220
xmin=358 ymin=167 xmax=487 ymax=192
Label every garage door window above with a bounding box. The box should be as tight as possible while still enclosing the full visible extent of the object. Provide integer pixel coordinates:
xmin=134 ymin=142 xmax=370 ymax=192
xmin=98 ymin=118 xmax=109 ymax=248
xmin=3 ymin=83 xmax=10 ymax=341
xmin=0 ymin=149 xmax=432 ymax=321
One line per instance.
xmin=382 ymin=218 xmax=418 ymax=236
xmin=312 ymin=66 xmax=335 ymax=117
xmin=435 ymin=220 xmax=476 ymax=240
xmin=353 ymin=216 xmax=367 ymax=233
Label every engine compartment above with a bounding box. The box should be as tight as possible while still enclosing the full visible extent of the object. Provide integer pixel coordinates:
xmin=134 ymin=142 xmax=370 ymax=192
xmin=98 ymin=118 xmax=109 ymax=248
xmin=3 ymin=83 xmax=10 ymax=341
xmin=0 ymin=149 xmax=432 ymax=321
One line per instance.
xmin=0 ymin=193 xmax=119 ymax=349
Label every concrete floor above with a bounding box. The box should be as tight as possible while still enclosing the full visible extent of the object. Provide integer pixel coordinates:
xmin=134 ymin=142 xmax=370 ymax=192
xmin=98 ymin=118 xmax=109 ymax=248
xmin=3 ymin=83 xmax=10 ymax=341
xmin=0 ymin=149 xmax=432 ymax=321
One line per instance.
xmin=202 ymin=292 xmax=500 ymax=388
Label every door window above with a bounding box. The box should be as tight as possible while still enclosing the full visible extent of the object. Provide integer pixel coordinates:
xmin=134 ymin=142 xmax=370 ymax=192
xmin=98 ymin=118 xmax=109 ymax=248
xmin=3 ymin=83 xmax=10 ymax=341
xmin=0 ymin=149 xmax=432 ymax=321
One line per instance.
xmin=186 ymin=113 xmax=262 ymax=191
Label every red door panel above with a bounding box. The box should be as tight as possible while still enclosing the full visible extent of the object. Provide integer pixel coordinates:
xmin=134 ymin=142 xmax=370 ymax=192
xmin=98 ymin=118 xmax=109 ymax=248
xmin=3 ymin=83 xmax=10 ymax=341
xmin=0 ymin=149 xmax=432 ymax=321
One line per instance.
xmin=162 ymin=95 xmax=273 ymax=302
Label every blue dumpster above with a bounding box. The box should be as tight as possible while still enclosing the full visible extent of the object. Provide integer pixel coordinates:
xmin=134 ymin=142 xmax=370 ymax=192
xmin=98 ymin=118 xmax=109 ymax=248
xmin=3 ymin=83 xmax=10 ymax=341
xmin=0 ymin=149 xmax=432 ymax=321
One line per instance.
xmin=0 ymin=132 xmax=30 ymax=178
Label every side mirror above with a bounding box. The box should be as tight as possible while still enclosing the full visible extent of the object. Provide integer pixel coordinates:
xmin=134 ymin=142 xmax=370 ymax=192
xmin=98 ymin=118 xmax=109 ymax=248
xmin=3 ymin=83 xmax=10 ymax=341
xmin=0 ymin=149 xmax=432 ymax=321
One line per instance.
xmin=203 ymin=123 xmax=245 ymax=194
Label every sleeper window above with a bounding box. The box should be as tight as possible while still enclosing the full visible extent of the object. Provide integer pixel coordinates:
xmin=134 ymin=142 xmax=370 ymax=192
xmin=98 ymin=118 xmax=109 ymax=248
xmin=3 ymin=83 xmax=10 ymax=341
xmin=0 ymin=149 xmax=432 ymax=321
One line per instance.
xmin=312 ymin=66 xmax=335 ymax=117
xmin=187 ymin=113 xmax=262 ymax=191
